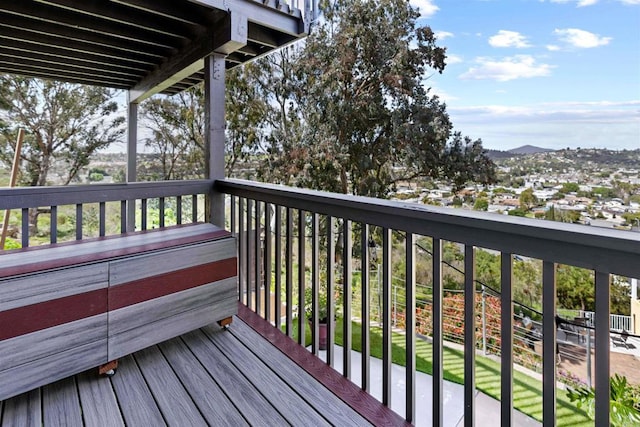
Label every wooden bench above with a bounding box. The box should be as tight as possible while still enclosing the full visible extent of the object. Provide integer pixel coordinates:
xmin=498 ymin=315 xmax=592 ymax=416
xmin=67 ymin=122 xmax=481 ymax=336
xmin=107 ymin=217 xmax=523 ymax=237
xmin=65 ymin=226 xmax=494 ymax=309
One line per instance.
xmin=0 ymin=223 xmax=237 ymax=401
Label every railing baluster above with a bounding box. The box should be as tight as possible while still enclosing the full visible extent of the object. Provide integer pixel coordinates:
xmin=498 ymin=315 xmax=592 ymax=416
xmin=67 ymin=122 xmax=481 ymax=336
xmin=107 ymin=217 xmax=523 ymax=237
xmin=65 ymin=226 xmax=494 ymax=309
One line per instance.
xmin=542 ymin=260 xmax=556 ymax=427
xmin=432 ymin=237 xmax=443 ymax=425
xmin=297 ymin=209 xmax=306 ymax=346
xmin=327 ymin=216 xmax=335 ymax=366
xmin=501 ymin=253 xmax=514 ymax=427
xmin=191 ymin=194 xmax=197 ymax=223
xmin=229 ymin=195 xmax=235 ymax=233
xmin=255 ymin=201 xmax=262 ymax=314
xmin=382 ymin=227 xmax=392 ymax=407
xmin=99 ymin=202 xmax=106 ymax=237
xmin=50 ymin=206 xmax=58 ymax=244
xmin=405 ymin=232 xmax=416 ymax=423
xmin=159 ymin=197 xmax=165 ymax=228
xmin=141 ymin=199 xmax=147 ymax=231
xmin=286 ymin=207 xmax=294 ymax=338
xmin=21 ymin=207 xmax=29 ymax=248
xmin=246 ymin=199 xmax=253 ymax=310
xmin=275 ymin=205 xmax=282 ymax=330
xmin=464 ymin=244 xmax=476 ymax=427
xmin=76 ymin=203 xmax=83 ymax=240
xmin=120 ymin=200 xmax=127 ymax=233
xmin=264 ymin=203 xmax=272 ymax=323
xmin=594 ymin=270 xmax=611 ymax=427
xmin=342 ymin=219 xmax=352 ymax=379
xmin=361 ymin=223 xmax=370 ymax=392
xmin=238 ymin=198 xmax=245 ymax=305
xmin=311 ymin=213 xmax=319 ymax=354
xmin=177 ymin=195 xmax=183 ymax=225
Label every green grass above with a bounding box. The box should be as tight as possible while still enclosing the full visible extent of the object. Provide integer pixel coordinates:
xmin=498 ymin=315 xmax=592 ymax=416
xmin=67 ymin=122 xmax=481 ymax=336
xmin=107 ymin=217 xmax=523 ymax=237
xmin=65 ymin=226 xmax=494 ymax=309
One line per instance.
xmin=288 ymin=318 xmax=591 ymax=426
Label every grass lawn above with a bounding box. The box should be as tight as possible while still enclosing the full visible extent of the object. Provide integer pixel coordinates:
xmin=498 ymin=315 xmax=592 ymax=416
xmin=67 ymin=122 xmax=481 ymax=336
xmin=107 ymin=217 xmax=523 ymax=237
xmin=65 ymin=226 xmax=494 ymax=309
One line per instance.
xmin=289 ymin=318 xmax=591 ymax=426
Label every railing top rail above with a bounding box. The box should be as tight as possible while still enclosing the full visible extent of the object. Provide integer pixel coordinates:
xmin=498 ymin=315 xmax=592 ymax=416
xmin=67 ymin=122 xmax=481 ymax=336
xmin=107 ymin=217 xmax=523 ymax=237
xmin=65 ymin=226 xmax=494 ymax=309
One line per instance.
xmin=0 ymin=180 xmax=213 ymax=210
xmin=217 ymin=178 xmax=640 ymax=278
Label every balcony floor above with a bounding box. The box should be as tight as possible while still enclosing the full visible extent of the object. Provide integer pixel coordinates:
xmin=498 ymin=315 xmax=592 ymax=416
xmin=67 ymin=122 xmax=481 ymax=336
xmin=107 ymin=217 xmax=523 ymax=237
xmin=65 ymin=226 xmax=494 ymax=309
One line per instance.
xmin=0 ymin=305 xmax=404 ymax=427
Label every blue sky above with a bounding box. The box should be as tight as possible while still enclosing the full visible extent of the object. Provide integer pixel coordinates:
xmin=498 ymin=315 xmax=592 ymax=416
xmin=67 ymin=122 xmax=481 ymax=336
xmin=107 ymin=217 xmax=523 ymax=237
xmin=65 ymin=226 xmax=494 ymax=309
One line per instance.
xmin=411 ymin=0 xmax=640 ymax=151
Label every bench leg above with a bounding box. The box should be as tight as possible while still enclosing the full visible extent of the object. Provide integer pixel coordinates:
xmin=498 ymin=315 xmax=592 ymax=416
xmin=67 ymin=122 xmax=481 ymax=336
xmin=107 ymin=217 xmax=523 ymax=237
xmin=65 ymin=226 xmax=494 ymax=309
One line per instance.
xmin=98 ymin=360 xmax=118 ymax=377
xmin=217 ymin=316 xmax=233 ymax=330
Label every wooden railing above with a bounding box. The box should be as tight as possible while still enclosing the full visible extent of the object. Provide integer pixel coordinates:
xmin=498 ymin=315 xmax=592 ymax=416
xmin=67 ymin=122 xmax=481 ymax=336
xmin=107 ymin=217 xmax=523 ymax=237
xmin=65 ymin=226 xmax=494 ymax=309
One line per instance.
xmin=0 ymin=180 xmax=211 ymax=248
xmin=217 ymin=178 xmax=640 ymax=427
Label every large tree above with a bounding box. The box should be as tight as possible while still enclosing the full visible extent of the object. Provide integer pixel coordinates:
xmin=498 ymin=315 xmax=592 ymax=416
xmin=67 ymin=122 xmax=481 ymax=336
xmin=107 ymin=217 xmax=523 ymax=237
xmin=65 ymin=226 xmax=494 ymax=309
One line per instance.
xmin=0 ymin=76 xmax=124 ymax=232
xmin=0 ymin=77 xmax=124 ymax=186
xmin=248 ymin=0 xmax=496 ymax=197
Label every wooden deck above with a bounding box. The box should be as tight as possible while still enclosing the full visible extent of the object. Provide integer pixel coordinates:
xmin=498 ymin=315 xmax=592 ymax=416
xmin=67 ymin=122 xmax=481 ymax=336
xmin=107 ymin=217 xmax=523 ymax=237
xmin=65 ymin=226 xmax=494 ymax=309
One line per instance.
xmin=0 ymin=306 xmax=404 ymax=426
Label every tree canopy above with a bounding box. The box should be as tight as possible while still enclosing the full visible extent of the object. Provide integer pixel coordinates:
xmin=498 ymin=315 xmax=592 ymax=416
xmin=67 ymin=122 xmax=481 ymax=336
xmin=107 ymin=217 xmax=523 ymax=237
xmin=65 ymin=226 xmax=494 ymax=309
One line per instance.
xmin=236 ymin=0 xmax=495 ymax=197
xmin=0 ymin=77 xmax=124 ymax=186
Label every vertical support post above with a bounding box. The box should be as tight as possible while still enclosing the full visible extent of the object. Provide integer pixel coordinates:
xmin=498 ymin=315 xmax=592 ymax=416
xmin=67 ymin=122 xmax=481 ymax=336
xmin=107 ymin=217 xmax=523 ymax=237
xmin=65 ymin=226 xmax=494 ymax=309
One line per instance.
xmin=327 ymin=216 xmax=335 ymax=366
xmin=343 ymin=219 xmax=352 ymax=379
xmin=275 ymin=206 xmax=282 ymax=329
xmin=298 ymin=209 xmax=306 ymax=346
xmin=361 ymin=223 xmax=370 ymax=392
xmin=382 ymin=228 xmax=392 ymax=407
xmin=501 ymin=253 xmax=514 ymax=427
xmin=542 ymin=261 xmax=556 ymax=427
xmin=405 ymin=233 xmax=416 ymax=423
xmin=464 ymin=245 xmax=476 ymax=427
xmin=204 ymin=53 xmax=226 ymax=227
xmin=432 ymin=238 xmax=443 ymax=426
xmin=594 ymin=271 xmax=610 ymax=427
xmin=126 ymin=95 xmax=137 ymax=232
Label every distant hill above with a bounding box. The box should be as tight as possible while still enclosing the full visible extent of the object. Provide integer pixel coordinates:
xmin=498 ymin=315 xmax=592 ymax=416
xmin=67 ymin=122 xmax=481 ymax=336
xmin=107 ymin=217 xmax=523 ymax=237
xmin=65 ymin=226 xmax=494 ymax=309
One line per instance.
xmin=507 ymin=145 xmax=555 ymax=155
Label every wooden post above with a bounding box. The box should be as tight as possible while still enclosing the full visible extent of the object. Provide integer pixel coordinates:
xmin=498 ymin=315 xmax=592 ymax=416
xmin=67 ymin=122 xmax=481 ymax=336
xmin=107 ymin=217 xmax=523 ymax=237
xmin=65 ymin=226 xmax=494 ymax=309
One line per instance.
xmin=1 ymin=129 xmax=25 ymax=250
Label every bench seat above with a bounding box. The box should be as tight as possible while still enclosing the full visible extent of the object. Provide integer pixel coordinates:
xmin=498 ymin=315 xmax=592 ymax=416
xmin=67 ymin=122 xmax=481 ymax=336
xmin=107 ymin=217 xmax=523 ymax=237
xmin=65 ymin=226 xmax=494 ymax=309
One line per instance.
xmin=0 ymin=223 xmax=237 ymax=400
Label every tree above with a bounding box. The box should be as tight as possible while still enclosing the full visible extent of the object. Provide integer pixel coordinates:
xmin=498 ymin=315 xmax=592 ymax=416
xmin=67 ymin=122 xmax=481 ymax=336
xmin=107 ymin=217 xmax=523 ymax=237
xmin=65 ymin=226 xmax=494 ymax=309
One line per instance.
xmin=474 ymin=197 xmax=489 ymax=211
xmin=0 ymin=76 xmax=124 ymax=232
xmin=519 ymin=188 xmax=538 ymax=211
xmin=246 ymin=0 xmax=495 ymax=197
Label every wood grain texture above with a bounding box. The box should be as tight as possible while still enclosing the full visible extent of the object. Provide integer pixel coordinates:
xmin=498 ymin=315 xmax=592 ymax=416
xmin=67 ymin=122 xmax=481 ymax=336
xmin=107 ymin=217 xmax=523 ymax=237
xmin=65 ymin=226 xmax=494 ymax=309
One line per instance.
xmin=0 ymin=288 xmax=108 ymax=341
xmin=237 ymin=303 xmax=410 ymax=427
xmin=77 ymin=370 xmax=124 ymax=427
xmin=108 ymin=280 xmax=237 ymax=360
xmin=158 ymin=338 xmax=249 ymax=427
xmin=133 ymin=345 xmax=207 ymax=427
xmin=227 ymin=319 xmax=373 ymax=426
xmin=0 ymin=339 xmax=107 ymax=401
xmin=0 ymin=263 xmax=108 ymax=311
xmin=0 ymin=314 xmax=107 ymax=371
xmin=42 ymin=377 xmax=83 ymax=427
xmin=108 ymin=258 xmax=237 ymax=310
xmin=109 ymin=238 xmax=236 ymax=286
xmin=0 ymin=224 xmax=231 ymax=278
xmin=203 ymin=325 xmax=332 ymax=426
xmin=108 ymin=278 xmax=236 ymax=335
xmin=181 ymin=328 xmax=289 ymax=426
xmin=109 ymin=354 xmax=166 ymax=427
xmin=1 ymin=388 xmax=41 ymax=427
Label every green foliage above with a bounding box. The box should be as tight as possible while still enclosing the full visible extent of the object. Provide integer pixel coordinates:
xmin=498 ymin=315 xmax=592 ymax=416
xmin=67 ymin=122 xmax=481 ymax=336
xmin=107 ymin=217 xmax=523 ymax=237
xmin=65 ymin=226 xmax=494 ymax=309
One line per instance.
xmin=519 ymin=187 xmax=538 ymax=211
xmin=567 ymin=374 xmax=640 ymax=426
xmin=473 ymin=197 xmax=489 ymax=211
xmin=88 ymin=172 xmax=104 ymax=182
xmin=2 ymin=237 xmax=21 ymax=250
xmin=508 ymin=208 xmax=527 ymax=217
xmin=560 ymin=182 xmax=580 ymax=194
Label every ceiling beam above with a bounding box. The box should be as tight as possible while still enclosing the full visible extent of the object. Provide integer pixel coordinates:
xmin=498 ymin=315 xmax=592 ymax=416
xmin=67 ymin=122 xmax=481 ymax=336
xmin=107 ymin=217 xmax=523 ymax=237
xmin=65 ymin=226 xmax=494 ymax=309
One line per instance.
xmin=128 ymin=11 xmax=247 ymax=103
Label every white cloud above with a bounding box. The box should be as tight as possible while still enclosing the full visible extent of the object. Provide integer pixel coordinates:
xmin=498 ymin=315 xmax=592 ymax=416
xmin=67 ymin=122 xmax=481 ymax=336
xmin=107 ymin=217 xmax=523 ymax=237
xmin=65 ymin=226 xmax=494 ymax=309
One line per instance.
xmin=549 ymin=0 xmax=599 ymax=6
xmin=446 ymin=54 xmax=464 ymax=65
xmin=459 ymin=55 xmax=553 ymax=81
xmin=546 ymin=44 xmax=561 ymax=51
xmin=619 ymin=0 xmax=640 ymax=4
xmin=447 ymin=100 xmax=640 ymax=150
xmin=435 ymin=31 xmax=454 ymax=40
xmin=488 ymin=30 xmax=532 ymax=48
xmin=553 ymin=28 xmax=612 ymax=48
xmin=410 ymin=0 xmax=439 ymax=17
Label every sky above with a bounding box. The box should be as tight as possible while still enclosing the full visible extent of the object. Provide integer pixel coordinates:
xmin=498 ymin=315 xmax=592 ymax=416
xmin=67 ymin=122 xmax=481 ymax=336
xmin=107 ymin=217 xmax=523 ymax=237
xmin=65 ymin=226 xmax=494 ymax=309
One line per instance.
xmin=410 ymin=0 xmax=640 ymax=151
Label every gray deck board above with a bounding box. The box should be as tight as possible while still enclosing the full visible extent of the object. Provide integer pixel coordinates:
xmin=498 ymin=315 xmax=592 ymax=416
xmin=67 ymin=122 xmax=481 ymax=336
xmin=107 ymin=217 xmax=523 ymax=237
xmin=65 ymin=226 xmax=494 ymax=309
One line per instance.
xmin=182 ymin=328 xmax=290 ymax=426
xmin=134 ymin=345 xmax=207 ymax=427
xmin=109 ymin=354 xmax=166 ymax=427
xmin=0 ymin=316 xmax=377 ymax=427
xmin=77 ymin=371 xmax=124 ymax=427
xmin=202 ymin=325 xmax=332 ymax=427
xmin=43 ymin=377 xmax=83 ymax=426
xmin=227 ymin=319 xmax=373 ymax=426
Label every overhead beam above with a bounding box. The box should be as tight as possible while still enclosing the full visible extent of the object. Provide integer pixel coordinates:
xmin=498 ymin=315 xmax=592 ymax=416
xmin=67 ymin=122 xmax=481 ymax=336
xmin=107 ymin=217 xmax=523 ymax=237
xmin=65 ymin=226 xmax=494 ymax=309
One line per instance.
xmin=129 ymin=12 xmax=247 ymax=103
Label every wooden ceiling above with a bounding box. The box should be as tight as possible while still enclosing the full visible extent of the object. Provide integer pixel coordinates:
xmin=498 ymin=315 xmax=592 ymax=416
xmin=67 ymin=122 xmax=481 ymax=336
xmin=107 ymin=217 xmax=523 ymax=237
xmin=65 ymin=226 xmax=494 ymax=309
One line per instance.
xmin=0 ymin=0 xmax=308 ymax=101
